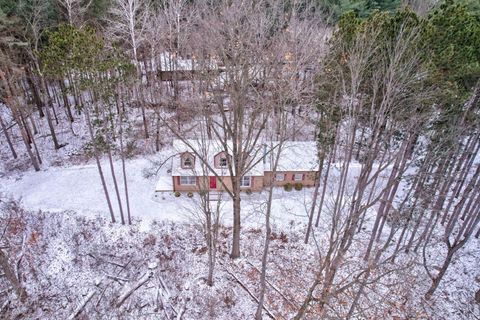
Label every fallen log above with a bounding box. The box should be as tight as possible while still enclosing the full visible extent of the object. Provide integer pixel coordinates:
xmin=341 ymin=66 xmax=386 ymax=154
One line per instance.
xmin=116 ymin=262 xmax=158 ymax=308
xmin=224 ymin=267 xmax=276 ymax=319
xmin=105 ymin=274 xmax=129 ymax=282
xmin=67 ymin=290 xmax=96 ymax=320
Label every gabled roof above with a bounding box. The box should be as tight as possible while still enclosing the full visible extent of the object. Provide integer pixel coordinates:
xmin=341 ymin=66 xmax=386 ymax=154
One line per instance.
xmin=171 ymin=139 xmax=319 ymax=176
xmin=265 ymin=141 xmax=319 ymax=172
xmin=171 ymin=139 xmax=264 ymax=176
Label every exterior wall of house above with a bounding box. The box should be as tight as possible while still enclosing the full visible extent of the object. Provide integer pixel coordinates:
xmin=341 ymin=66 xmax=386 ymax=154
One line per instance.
xmin=173 ymin=176 xmax=200 ymax=192
xmin=263 ymin=171 xmax=317 ymax=187
xmin=173 ymin=175 xmax=264 ymax=192
xmin=208 ymin=176 xmax=263 ymax=192
xmin=247 ymin=176 xmax=264 ymax=192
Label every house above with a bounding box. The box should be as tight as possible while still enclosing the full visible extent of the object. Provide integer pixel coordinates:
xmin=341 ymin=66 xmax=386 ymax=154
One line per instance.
xmin=157 ymin=139 xmax=319 ymax=193
xmin=263 ymin=141 xmax=319 ymax=188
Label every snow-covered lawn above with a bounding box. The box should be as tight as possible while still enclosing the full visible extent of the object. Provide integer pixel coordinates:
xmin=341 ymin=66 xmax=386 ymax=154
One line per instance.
xmin=1 ymin=158 xmax=167 ymax=221
xmin=0 ymin=155 xmax=316 ymax=230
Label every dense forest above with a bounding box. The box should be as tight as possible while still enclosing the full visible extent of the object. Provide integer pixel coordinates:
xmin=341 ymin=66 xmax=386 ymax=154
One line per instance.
xmin=0 ymin=0 xmax=479 ymax=319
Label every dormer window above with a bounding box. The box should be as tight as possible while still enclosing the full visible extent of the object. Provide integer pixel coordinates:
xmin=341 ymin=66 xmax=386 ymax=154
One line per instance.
xmin=214 ymin=151 xmax=230 ymax=169
xmin=184 ymin=157 xmax=192 ymax=167
xmin=181 ymin=152 xmax=195 ymax=169
xmin=219 ymin=157 xmax=227 ymax=167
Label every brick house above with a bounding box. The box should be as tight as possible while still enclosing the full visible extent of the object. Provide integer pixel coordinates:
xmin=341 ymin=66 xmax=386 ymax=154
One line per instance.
xmin=158 ymin=139 xmax=319 ymax=193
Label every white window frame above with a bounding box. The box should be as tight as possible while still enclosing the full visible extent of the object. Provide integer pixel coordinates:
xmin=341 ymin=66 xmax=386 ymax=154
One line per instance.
xmin=219 ymin=157 xmax=227 ymax=167
xmin=293 ymin=173 xmax=303 ymax=181
xmin=240 ymin=176 xmax=251 ymax=187
xmin=180 ymin=176 xmax=196 ymax=185
xmin=275 ymin=173 xmax=285 ymax=181
xmin=183 ymin=157 xmax=193 ymax=168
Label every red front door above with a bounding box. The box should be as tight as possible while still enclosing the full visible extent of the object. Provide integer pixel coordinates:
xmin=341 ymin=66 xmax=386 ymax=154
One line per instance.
xmin=209 ymin=176 xmax=217 ymax=189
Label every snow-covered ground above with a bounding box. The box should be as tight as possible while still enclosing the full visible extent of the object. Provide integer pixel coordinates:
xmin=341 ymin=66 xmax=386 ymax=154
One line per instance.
xmin=0 ymin=154 xmax=320 ymax=229
xmin=1 ymin=146 xmax=479 ymax=319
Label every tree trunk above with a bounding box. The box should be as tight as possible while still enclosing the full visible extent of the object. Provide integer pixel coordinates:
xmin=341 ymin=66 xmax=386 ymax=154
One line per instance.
xmin=84 ymin=105 xmax=116 ymax=223
xmin=25 ymin=117 xmax=42 ymax=165
xmin=375 ymin=135 xmax=414 ymax=240
xmin=206 ymin=207 xmax=215 ymax=286
xmin=118 ymin=102 xmax=132 ymax=225
xmin=445 ymin=166 xmax=480 ymax=236
xmin=59 ymin=79 xmax=75 ymax=122
xmin=293 ymin=279 xmax=320 ymax=320
xmin=39 ymin=74 xmax=62 ymax=149
xmin=25 ymin=66 xmax=44 ymax=118
xmin=256 ymin=140 xmax=284 ymax=319
xmin=230 ymin=180 xmax=241 ymax=259
xmin=315 ymin=149 xmax=333 ymax=227
xmin=68 ymin=72 xmax=81 ymax=112
xmin=455 ymin=138 xmax=479 ymax=198
xmin=155 ymin=110 xmax=161 ymax=152
xmin=305 ymin=154 xmax=324 ymax=243
xmin=0 ymin=70 xmax=40 ymax=171
xmin=0 ymin=112 xmax=17 ymax=159
xmin=425 ymin=245 xmax=457 ymax=299
xmin=107 ymin=146 xmax=125 ymax=225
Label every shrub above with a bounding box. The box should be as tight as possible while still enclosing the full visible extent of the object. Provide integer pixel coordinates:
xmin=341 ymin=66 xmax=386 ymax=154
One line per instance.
xmin=187 ymin=192 xmax=194 ymax=198
xmin=174 ymin=191 xmax=181 ymax=197
xmin=294 ymin=182 xmax=303 ymax=191
xmin=143 ymin=234 xmax=156 ymax=246
xmin=245 ymin=189 xmax=253 ymax=195
xmin=284 ymin=183 xmax=292 ymax=192
xmin=125 ymin=140 xmax=137 ymax=158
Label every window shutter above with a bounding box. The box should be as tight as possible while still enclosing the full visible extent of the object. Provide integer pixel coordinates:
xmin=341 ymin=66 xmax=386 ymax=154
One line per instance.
xmin=177 ymin=176 xmax=181 ymax=185
xmin=292 ymin=174 xmax=295 ymax=181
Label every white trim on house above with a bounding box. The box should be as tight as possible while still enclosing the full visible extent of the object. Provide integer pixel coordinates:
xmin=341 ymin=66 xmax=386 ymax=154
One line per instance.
xmin=293 ymin=173 xmax=304 ymax=181
xmin=240 ymin=176 xmax=251 ymax=187
xmin=180 ymin=176 xmax=196 ymax=185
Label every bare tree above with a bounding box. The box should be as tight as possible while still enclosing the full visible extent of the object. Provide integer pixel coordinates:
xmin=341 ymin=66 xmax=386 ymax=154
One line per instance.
xmin=161 ymin=0 xmax=324 ymax=259
xmin=293 ymin=13 xmax=437 ymax=318
xmin=184 ymin=131 xmax=224 ymax=286
xmin=0 ymin=67 xmax=41 ymax=171
xmin=19 ymin=0 xmax=65 ymax=150
xmin=0 ymin=107 xmax=17 ymax=159
xmin=106 ymin=0 xmax=150 ymax=138
xmin=56 ymin=0 xmax=94 ymax=26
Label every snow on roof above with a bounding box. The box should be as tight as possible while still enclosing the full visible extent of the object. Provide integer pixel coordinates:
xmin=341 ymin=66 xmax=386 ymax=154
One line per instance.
xmin=171 ymin=139 xmax=318 ymax=177
xmin=171 ymin=139 xmax=264 ymax=177
xmin=151 ymin=52 xmax=218 ymax=72
xmin=158 ymin=52 xmax=193 ymax=71
xmin=265 ymin=141 xmax=319 ymax=172
xmin=155 ymin=176 xmax=173 ymax=192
